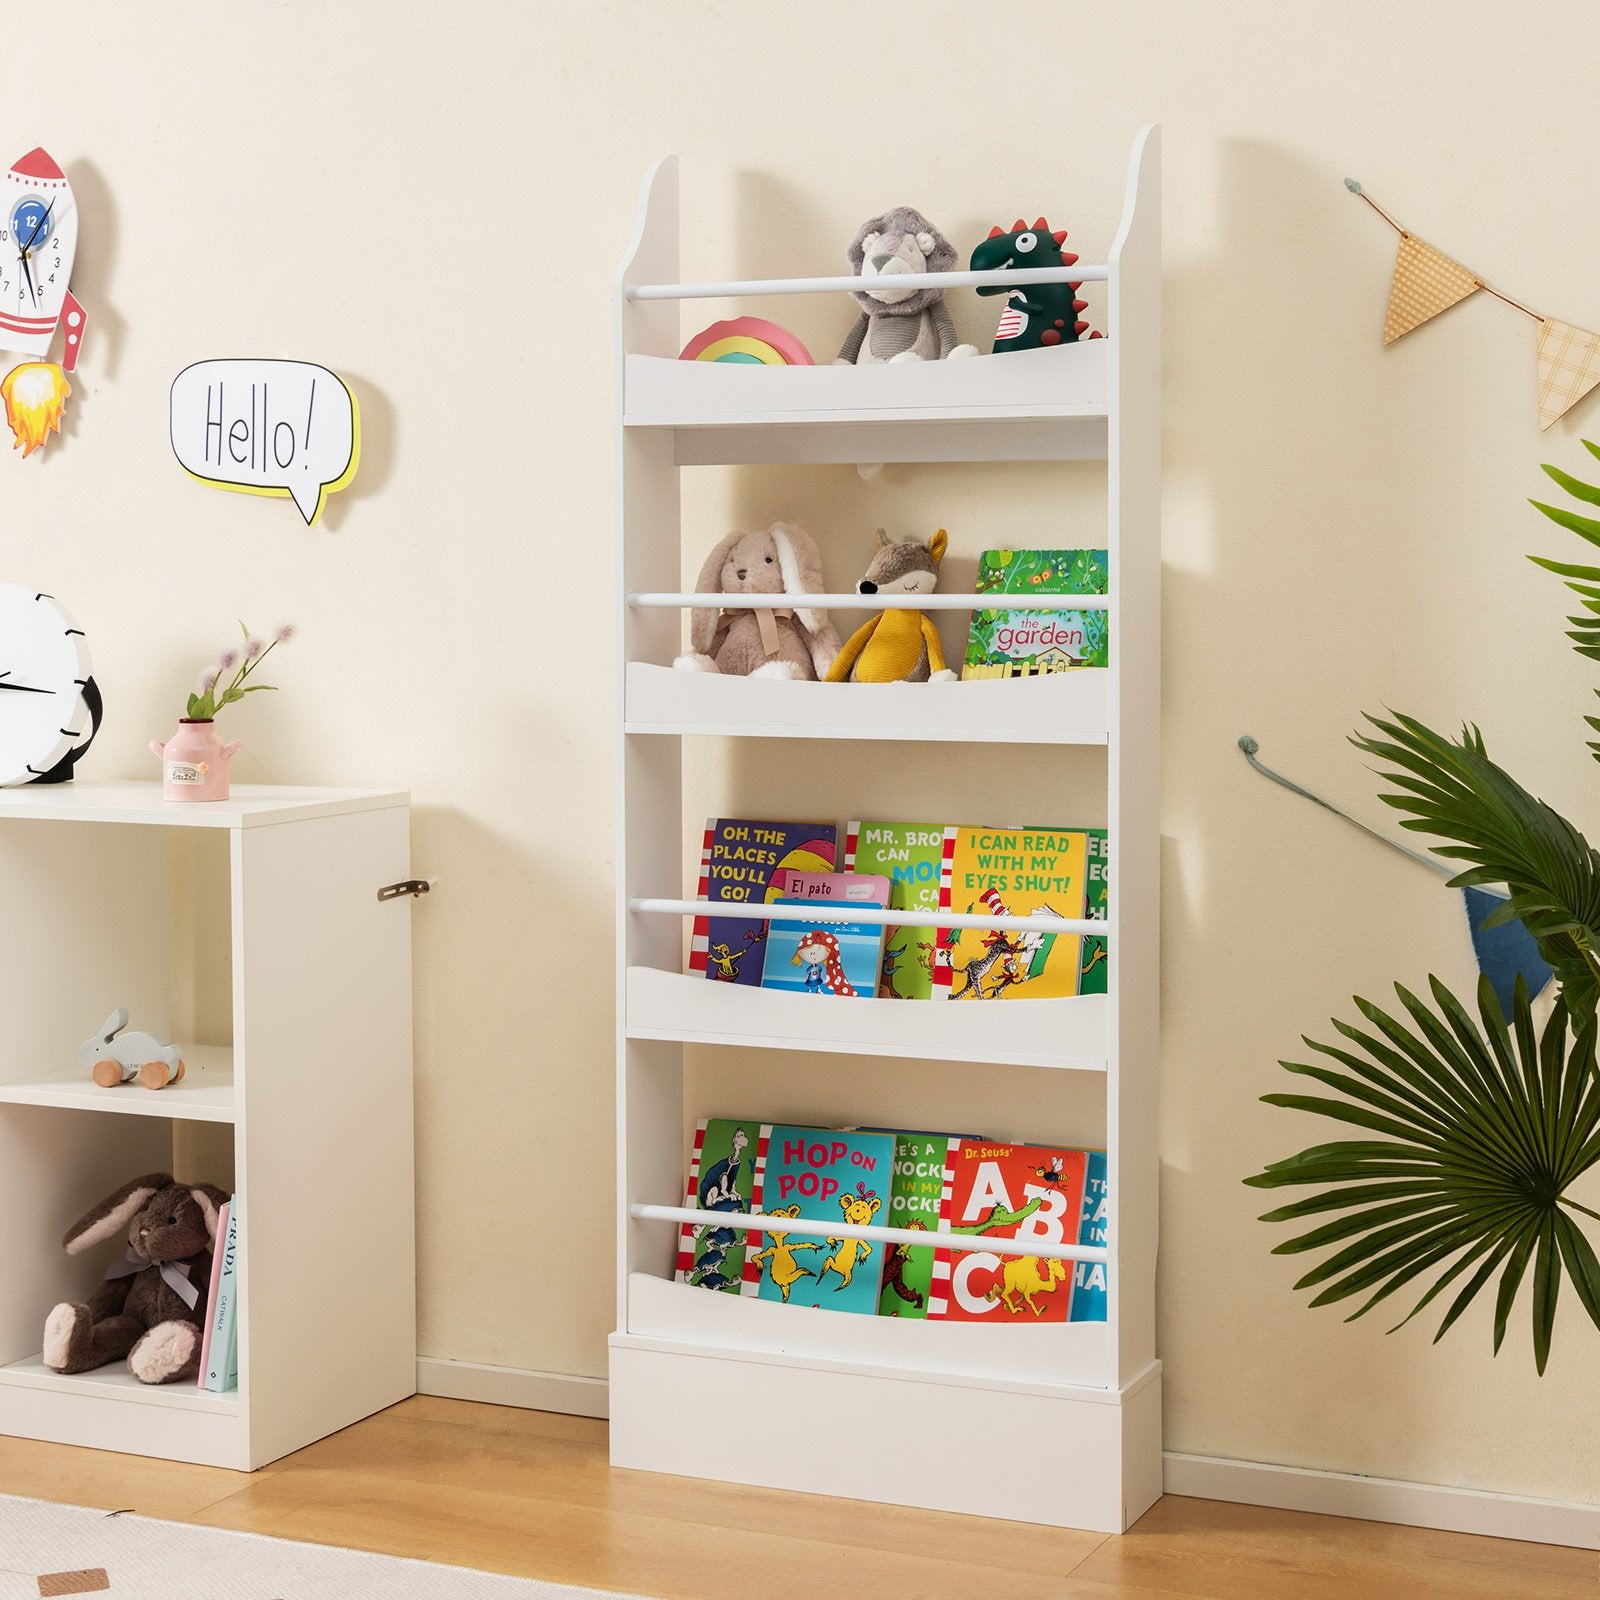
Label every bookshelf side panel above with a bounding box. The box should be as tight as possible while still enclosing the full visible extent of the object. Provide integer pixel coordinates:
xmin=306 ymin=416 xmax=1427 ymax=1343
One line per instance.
xmin=233 ymin=807 xmax=415 ymax=1466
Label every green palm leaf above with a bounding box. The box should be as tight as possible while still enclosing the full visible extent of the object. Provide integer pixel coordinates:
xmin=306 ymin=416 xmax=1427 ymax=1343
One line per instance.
xmin=1351 ymin=713 xmax=1600 ymax=1016
xmin=1247 ymin=976 xmax=1600 ymax=1373
xmin=1530 ymin=443 xmax=1600 ymax=756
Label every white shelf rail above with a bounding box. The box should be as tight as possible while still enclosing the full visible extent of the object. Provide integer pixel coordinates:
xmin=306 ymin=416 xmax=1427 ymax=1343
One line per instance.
xmin=627 ymin=265 xmax=1109 ymax=302
xmin=630 ymin=897 xmax=1104 ymax=937
xmin=628 ymin=592 xmax=1109 ymax=611
xmin=635 ymin=1203 xmax=1109 ymax=1265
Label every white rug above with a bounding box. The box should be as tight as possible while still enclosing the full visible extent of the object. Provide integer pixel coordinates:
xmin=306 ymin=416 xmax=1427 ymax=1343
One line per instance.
xmin=0 ymin=1495 xmax=650 ymax=1599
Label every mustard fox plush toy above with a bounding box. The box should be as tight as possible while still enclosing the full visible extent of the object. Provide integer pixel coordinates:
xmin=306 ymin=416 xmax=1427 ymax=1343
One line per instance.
xmin=825 ymin=528 xmax=956 ymax=684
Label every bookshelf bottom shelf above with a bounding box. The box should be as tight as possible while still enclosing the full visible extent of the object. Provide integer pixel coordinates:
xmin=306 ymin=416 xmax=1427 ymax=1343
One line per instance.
xmin=626 ymin=1273 xmax=1110 ymax=1388
xmin=612 ymin=1281 xmax=1161 ymax=1532
xmin=0 ymin=1354 xmax=245 ymax=1468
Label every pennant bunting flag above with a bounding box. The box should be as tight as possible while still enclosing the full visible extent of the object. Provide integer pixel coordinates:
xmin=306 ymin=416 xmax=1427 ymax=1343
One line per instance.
xmin=1535 ymin=316 xmax=1600 ymax=430
xmin=1383 ymin=233 xmax=1481 ymax=345
xmin=1350 ymin=178 xmax=1600 ymax=427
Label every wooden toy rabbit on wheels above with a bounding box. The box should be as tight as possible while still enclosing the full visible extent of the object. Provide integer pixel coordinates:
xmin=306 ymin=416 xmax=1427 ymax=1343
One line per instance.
xmin=80 ymin=1008 xmax=186 ymax=1091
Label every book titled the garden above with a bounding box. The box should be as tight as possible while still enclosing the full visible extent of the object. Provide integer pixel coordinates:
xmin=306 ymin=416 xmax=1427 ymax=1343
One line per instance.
xmin=962 ymin=549 xmax=1108 ymax=678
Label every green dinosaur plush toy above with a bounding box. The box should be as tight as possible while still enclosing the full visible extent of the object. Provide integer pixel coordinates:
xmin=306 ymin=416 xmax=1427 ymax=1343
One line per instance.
xmin=968 ymin=218 xmax=1104 ymax=354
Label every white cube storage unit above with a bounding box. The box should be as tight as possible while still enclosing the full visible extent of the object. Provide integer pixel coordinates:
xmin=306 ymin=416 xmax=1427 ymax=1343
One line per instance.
xmin=0 ymin=781 xmax=416 ymax=1470
xmin=612 ymin=131 xmax=1163 ymax=1531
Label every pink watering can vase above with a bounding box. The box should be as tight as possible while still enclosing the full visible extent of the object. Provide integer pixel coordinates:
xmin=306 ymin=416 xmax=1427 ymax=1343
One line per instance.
xmin=151 ymin=719 xmax=243 ymax=802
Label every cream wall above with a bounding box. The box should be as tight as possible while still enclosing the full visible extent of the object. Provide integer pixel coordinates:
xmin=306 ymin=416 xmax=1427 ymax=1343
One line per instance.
xmin=10 ymin=0 xmax=1598 ymax=1505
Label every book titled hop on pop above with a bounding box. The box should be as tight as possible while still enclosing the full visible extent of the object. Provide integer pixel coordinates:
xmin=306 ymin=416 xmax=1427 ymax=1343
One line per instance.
xmin=752 ymin=1127 xmax=896 ymax=1314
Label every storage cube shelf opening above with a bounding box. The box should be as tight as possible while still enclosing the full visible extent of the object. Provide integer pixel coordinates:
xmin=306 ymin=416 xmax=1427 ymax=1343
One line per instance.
xmin=0 ymin=782 xmax=417 ymax=1470
xmin=613 ymin=128 xmax=1162 ymax=1531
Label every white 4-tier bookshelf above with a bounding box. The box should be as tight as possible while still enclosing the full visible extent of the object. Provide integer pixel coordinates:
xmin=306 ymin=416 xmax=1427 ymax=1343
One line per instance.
xmin=612 ymin=128 xmax=1161 ymax=1533
xmin=0 ymin=781 xmax=416 ymax=1469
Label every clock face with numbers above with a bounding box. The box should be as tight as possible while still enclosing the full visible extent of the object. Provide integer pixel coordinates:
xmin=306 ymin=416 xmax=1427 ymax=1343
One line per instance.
xmin=0 ymin=148 xmax=78 ymax=360
xmin=0 ymin=585 xmax=95 ymax=787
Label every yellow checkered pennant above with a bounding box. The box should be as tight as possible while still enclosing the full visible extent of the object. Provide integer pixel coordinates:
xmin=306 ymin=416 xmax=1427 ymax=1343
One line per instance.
xmin=1383 ymin=233 xmax=1481 ymax=345
xmin=1535 ymin=317 xmax=1600 ymax=430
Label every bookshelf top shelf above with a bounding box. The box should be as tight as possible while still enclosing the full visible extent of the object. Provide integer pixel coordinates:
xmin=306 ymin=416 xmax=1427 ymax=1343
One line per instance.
xmin=0 ymin=781 xmax=410 ymax=830
xmin=621 ymin=345 xmax=1111 ymax=466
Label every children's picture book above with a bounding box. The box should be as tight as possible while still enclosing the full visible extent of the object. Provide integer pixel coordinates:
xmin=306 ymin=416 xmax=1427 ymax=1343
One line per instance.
xmin=195 ymin=1196 xmax=230 ymax=1389
xmin=1080 ymin=826 xmax=1109 ymax=996
xmin=676 ymin=1118 xmax=771 ymax=1295
xmin=690 ymin=819 xmax=837 ymax=986
xmin=874 ymin=1130 xmax=958 ymax=1318
xmin=773 ymin=868 xmax=892 ymax=908
xmin=753 ymin=1126 xmax=895 ymax=1313
xmin=936 ymin=826 xmax=1090 ymax=1000
xmin=1070 ymin=1148 xmax=1110 ymax=1322
xmin=204 ymin=1195 xmax=241 ymax=1392
xmin=962 ymin=548 xmax=1109 ymax=679
xmin=759 ymin=872 xmax=889 ymax=999
xmin=846 ymin=820 xmax=947 ymax=1000
xmin=926 ymin=1140 xmax=1089 ymax=1323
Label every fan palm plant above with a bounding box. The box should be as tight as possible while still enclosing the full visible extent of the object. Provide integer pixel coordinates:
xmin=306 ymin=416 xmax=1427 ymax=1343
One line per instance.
xmin=1247 ymin=449 xmax=1600 ymax=1373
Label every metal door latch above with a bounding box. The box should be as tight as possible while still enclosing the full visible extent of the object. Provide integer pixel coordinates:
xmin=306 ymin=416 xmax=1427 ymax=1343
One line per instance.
xmin=377 ymin=878 xmax=435 ymax=902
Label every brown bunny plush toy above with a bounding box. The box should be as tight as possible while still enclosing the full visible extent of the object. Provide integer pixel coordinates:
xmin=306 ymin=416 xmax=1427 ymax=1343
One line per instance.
xmin=673 ymin=521 xmax=840 ymax=681
xmin=43 ymin=1173 xmax=228 ymax=1385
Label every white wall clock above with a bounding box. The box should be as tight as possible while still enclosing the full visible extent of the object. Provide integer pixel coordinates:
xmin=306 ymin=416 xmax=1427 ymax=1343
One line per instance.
xmin=0 ymin=584 xmax=99 ymax=786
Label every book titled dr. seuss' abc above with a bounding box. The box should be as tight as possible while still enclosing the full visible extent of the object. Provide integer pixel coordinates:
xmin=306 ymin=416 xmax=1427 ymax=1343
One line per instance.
xmin=962 ymin=548 xmax=1108 ymax=679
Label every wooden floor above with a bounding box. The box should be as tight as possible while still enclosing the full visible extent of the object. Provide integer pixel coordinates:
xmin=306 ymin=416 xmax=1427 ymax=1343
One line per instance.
xmin=0 ymin=1397 xmax=1593 ymax=1598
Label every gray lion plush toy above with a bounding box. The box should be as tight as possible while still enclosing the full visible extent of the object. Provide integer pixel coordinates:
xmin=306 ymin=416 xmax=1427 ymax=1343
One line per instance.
xmin=834 ymin=207 xmax=979 ymax=366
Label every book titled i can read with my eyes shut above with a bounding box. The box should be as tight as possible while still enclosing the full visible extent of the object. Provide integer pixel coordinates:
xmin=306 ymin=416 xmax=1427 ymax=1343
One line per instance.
xmin=936 ymin=825 xmax=1090 ymax=1000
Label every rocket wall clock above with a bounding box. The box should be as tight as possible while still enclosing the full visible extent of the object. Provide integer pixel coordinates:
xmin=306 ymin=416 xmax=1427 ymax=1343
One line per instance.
xmin=0 ymin=148 xmax=88 ymax=459
xmin=0 ymin=584 xmax=101 ymax=786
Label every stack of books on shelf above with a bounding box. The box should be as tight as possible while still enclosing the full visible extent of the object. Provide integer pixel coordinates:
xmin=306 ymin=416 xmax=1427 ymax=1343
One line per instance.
xmin=678 ymin=1120 xmax=1108 ymax=1323
xmin=197 ymin=1194 xmax=241 ymax=1394
xmin=690 ymin=817 xmax=1107 ymax=1000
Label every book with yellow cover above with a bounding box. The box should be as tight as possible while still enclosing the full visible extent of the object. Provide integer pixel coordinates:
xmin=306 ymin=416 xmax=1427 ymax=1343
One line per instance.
xmin=934 ymin=825 xmax=1089 ymax=999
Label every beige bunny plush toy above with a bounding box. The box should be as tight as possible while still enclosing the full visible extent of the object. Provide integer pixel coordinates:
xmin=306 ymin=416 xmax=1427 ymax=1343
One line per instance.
xmin=674 ymin=522 xmax=841 ymax=681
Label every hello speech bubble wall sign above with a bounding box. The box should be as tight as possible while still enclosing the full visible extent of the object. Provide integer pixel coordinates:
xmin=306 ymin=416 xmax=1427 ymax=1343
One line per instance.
xmin=170 ymin=359 xmax=360 ymax=525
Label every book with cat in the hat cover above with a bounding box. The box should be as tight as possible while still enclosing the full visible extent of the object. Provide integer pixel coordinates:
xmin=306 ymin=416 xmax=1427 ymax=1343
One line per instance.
xmin=935 ymin=825 xmax=1089 ymax=999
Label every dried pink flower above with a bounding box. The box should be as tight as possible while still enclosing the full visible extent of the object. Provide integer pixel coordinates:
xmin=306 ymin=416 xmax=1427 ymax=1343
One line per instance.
xmin=274 ymin=623 xmax=296 ymax=643
xmin=217 ymin=649 xmax=238 ymax=671
xmin=245 ymin=638 xmax=264 ymax=660
xmin=200 ymin=670 xmax=219 ymax=693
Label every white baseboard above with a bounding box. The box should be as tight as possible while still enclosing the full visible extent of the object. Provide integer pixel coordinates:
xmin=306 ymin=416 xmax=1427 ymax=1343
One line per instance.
xmin=410 ymin=1366 xmax=1594 ymax=1549
xmin=1164 ymin=1452 xmax=1598 ymax=1551
xmin=416 ymin=1357 xmax=609 ymax=1419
